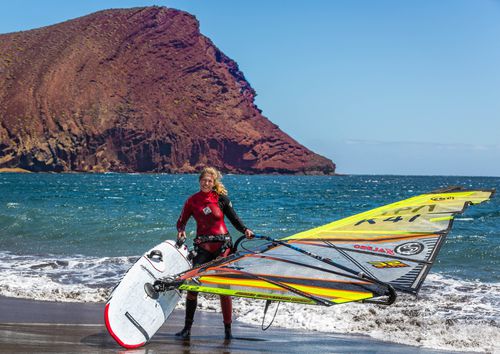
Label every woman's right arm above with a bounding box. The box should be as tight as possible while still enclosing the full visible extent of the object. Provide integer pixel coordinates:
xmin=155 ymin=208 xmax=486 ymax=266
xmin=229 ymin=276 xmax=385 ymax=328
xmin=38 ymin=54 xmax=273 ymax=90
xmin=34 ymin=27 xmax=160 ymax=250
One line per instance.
xmin=176 ymin=199 xmax=192 ymax=243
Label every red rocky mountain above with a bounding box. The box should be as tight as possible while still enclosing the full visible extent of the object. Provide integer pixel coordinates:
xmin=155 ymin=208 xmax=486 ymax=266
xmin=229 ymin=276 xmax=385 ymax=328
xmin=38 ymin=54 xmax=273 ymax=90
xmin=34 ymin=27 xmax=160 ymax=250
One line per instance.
xmin=0 ymin=7 xmax=335 ymax=174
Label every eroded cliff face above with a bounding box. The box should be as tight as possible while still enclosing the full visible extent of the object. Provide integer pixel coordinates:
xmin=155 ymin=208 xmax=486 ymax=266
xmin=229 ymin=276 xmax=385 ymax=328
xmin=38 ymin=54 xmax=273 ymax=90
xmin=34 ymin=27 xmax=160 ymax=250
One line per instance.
xmin=0 ymin=7 xmax=335 ymax=174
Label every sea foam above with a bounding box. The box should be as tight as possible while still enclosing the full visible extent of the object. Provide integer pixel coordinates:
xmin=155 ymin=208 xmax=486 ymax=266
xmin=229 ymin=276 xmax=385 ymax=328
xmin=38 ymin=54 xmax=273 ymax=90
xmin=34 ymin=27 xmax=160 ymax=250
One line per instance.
xmin=0 ymin=252 xmax=133 ymax=302
xmin=197 ymin=274 xmax=500 ymax=353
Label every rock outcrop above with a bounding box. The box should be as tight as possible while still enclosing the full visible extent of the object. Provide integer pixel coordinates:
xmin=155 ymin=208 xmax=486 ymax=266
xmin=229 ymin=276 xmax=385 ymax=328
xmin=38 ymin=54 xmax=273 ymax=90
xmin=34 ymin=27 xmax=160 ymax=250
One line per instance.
xmin=0 ymin=7 xmax=335 ymax=174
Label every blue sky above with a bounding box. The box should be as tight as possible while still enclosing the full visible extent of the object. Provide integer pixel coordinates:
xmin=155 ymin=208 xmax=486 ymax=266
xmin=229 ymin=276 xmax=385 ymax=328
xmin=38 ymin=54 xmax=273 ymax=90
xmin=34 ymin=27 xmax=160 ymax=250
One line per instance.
xmin=1 ymin=1 xmax=499 ymax=176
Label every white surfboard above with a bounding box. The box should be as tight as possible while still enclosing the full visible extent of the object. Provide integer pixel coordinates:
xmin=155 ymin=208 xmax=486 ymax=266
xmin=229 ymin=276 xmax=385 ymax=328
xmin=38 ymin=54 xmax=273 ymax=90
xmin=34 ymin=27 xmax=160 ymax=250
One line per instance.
xmin=105 ymin=240 xmax=191 ymax=348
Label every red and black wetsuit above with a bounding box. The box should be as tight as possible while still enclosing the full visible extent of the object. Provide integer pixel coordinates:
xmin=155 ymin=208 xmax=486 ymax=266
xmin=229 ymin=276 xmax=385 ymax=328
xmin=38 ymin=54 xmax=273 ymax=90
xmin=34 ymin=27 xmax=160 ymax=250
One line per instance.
xmin=176 ymin=190 xmax=248 ymax=325
xmin=177 ymin=190 xmax=248 ymax=258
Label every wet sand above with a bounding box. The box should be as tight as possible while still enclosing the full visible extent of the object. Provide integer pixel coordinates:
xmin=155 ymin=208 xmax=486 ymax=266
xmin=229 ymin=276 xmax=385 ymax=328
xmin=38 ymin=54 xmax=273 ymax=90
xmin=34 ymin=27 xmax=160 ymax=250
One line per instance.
xmin=0 ymin=296 xmax=454 ymax=353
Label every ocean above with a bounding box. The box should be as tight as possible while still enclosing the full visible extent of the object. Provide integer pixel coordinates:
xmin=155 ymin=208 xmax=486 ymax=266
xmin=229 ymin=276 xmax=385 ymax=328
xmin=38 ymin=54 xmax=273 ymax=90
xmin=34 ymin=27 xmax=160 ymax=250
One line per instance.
xmin=0 ymin=173 xmax=498 ymax=352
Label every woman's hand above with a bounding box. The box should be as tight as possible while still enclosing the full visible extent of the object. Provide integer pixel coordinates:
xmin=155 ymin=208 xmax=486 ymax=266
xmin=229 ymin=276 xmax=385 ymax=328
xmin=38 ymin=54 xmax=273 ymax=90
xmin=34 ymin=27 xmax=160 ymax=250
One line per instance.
xmin=244 ymin=229 xmax=254 ymax=239
xmin=177 ymin=231 xmax=186 ymax=245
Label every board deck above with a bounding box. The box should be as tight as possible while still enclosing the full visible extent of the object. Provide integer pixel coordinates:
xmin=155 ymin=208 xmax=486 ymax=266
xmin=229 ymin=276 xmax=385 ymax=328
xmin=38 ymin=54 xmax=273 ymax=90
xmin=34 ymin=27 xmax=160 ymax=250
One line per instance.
xmin=104 ymin=240 xmax=191 ymax=348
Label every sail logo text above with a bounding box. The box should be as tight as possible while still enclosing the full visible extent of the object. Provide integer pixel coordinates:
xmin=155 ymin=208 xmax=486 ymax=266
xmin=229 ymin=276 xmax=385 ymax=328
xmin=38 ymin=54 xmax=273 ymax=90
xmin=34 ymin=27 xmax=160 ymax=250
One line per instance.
xmin=430 ymin=196 xmax=454 ymax=201
xmin=380 ymin=204 xmax=436 ymax=215
xmin=354 ymin=244 xmax=394 ymax=255
xmin=368 ymin=260 xmax=409 ymax=269
xmin=354 ymin=214 xmax=421 ymax=226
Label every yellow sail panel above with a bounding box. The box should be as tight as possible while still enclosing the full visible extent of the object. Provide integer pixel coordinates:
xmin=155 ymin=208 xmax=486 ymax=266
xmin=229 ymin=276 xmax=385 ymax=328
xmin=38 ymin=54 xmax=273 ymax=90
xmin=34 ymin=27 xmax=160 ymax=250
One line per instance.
xmin=178 ymin=284 xmax=318 ymax=305
xmin=198 ymin=275 xmax=373 ymax=302
xmin=285 ymin=189 xmax=494 ymax=240
xmin=291 ymin=233 xmax=438 ymax=242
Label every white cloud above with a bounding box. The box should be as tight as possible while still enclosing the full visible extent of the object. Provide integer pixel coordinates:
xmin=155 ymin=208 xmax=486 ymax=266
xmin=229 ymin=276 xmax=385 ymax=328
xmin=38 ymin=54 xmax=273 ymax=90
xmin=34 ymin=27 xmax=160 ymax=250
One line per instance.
xmin=344 ymin=139 xmax=500 ymax=151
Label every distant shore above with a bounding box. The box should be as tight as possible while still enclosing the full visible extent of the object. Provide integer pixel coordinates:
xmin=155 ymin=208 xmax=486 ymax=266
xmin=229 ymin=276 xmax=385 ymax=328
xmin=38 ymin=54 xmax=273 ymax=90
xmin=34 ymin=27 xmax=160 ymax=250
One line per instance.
xmin=0 ymin=167 xmax=31 ymax=173
xmin=0 ymin=168 xmax=341 ymax=175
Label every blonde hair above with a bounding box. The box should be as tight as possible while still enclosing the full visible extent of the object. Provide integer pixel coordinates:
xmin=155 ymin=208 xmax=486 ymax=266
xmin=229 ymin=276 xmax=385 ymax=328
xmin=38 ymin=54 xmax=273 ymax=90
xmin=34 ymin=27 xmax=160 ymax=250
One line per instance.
xmin=199 ymin=167 xmax=227 ymax=195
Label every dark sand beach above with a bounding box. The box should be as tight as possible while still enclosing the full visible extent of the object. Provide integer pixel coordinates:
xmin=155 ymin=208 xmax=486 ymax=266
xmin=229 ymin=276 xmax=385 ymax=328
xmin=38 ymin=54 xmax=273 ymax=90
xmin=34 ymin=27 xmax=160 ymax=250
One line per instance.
xmin=0 ymin=296 xmax=458 ymax=353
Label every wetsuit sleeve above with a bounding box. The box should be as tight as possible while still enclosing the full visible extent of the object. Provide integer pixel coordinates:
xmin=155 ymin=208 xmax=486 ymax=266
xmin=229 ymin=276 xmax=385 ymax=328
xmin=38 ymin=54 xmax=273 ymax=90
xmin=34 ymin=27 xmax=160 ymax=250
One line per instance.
xmin=176 ymin=198 xmax=192 ymax=232
xmin=219 ymin=194 xmax=248 ymax=234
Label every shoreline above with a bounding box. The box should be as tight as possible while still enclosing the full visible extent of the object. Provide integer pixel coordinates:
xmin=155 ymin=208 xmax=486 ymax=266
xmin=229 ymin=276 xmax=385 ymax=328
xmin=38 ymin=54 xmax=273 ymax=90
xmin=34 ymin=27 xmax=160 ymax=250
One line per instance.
xmin=0 ymin=296 xmax=456 ymax=353
xmin=0 ymin=169 xmax=340 ymax=176
xmin=0 ymin=167 xmax=31 ymax=173
xmin=1 ymin=169 xmax=499 ymax=177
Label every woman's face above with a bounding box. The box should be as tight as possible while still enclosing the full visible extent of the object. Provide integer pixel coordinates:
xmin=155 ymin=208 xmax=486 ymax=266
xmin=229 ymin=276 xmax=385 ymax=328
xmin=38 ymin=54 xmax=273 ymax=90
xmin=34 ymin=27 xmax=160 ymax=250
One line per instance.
xmin=199 ymin=174 xmax=215 ymax=193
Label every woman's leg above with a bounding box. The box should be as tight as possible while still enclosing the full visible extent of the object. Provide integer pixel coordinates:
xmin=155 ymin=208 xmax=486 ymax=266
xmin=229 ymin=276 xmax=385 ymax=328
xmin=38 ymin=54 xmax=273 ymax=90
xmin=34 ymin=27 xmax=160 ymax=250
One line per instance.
xmin=220 ymin=295 xmax=233 ymax=339
xmin=176 ymin=291 xmax=198 ymax=338
xmin=176 ymin=246 xmax=214 ymax=339
xmin=220 ymin=295 xmax=232 ymax=324
xmin=219 ymin=245 xmax=233 ymax=339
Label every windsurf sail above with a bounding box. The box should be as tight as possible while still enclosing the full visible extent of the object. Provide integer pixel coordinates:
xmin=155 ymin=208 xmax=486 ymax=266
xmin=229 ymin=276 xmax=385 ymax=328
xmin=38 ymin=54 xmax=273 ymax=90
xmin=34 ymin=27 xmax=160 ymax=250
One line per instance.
xmin=158 ymin=187 xmax=494 ymax=306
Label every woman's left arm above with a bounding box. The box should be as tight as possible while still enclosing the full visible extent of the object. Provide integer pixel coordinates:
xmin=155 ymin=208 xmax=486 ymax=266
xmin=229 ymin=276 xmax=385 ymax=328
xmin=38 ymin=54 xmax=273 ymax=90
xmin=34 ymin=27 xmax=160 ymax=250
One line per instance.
xmin=219 ymin=195 xmax=254 ymax=238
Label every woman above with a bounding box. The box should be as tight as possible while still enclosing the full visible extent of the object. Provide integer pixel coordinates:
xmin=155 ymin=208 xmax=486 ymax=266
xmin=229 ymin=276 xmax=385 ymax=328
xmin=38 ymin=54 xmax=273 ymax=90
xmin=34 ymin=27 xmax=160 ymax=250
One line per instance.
xmin=176 ymin=167 xmax=254 ymax=340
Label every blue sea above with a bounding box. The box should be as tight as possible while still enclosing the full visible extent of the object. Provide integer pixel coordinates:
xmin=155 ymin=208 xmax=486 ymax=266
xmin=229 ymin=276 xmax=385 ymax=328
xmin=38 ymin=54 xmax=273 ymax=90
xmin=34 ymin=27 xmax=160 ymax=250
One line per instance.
xmin=0 ymin=173 xmax=498 ymax=352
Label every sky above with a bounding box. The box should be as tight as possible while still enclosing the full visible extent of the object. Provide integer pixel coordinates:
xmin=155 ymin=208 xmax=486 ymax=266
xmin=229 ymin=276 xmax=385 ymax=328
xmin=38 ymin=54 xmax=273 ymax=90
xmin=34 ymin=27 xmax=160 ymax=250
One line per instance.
xmin=1 ymin=1 xmax=499 ymax=176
